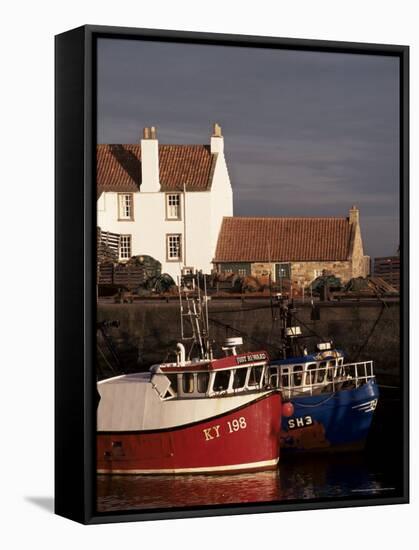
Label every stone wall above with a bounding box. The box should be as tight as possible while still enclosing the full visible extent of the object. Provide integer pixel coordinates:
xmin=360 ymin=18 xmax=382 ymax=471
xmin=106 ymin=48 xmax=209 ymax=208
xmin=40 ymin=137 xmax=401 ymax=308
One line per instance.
xmin=97 ymin=299 xmax=400 ymax=384
xmin=289 ymin=260 xmax=353 ymax=285
xmin=250 ymin=260 xmax=355 ymax=285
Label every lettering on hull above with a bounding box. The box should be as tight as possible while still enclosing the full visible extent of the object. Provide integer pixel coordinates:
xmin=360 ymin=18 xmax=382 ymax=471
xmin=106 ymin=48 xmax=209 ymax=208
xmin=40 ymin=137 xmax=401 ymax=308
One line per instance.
xmin=203 ymin=416 xmax=247 ymax=440
xmin=287 ymin=416 xmax=313 ymax=430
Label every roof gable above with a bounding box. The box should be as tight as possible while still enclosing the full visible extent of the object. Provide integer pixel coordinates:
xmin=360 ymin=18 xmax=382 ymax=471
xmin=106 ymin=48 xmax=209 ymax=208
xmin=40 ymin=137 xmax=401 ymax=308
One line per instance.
xmin=214 ymin=217 xmax=352 ymax=262
xmin=97 ymin=144 xmax=216 ymax=193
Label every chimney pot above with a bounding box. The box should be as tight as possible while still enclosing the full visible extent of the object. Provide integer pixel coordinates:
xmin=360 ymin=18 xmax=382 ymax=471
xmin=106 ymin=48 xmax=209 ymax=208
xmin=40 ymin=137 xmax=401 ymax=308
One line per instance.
xmin=349 ymin=205 xmax=360 ymax=225
xmin=210 ymin=122 xmax=224 ymax=153
xmin=212 ymin=122 xmax=222 ymax=137
xmin=143 ymin=127 xmax=150 ymax=139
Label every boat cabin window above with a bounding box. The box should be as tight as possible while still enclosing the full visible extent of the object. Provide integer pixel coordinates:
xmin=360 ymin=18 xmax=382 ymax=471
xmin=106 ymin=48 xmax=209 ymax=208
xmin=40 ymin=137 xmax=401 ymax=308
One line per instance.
xmin=305 ymin=363 xmax=317 ymax=386
xmin=213 ymin=370 xmax=231 ymax=392
xmin=317 ymin=361 xmax=327 ymax=383
xmin=167 ymin=374 xmax=178 ymax=394
xmin=268 ymin=366 xmax=280 ymax=388
xmin=197 ymin=372 xmax=209 ymax=394
xmin=182 ymin=373 xmax=194 ymax=393
xmin=327 ymin=360 xmax=336 ymax=381
xmin=293 ymin=365 xmax=303 ymax=386
xmin=248 ymin=366 xmax=264 ymax=387
xmin=281 ymin=366 xmax=291 ymax=388
xmin=233 ymin=367 xmax=247 ymax=390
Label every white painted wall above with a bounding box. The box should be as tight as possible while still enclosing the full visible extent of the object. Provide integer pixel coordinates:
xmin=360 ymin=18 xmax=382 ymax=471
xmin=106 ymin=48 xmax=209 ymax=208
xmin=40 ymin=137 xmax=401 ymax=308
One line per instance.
xmin=209 ymin=151 xmax=233 ymax=260
xmin=97 ymin=138 xmax=233 ymax=279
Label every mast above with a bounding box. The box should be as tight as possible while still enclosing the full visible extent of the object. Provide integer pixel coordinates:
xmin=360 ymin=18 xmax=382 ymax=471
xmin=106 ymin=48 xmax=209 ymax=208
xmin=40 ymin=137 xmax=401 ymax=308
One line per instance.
xmin=177 ymin=271 xmax=212 ymax=361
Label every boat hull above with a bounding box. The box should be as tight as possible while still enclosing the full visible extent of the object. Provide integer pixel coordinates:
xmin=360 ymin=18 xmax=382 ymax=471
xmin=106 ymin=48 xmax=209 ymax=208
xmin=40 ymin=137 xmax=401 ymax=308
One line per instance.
xmin=280 ymin=380 xmax=379 ymax=452
xmin=98 ymin=392 xmax=281 ymax=474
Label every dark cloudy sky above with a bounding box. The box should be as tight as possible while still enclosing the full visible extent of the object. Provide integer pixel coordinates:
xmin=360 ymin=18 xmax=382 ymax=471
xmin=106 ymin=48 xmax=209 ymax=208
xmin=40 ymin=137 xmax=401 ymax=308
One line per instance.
xmin=97 ymin=38 xmax=400 ymax=259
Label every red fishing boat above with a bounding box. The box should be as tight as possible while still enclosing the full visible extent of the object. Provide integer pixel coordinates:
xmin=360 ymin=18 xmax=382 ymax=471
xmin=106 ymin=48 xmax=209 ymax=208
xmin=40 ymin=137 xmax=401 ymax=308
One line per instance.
xmin=97 ymin=275 xmax=282 ymax=474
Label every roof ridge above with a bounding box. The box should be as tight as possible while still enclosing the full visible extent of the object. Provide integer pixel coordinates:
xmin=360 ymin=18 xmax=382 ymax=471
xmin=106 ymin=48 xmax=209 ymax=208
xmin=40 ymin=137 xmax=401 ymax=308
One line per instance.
xmin=223 ymin=216 xmax=348 ymax=220
xmin=97 ymin=143 xmax=209 ymax=148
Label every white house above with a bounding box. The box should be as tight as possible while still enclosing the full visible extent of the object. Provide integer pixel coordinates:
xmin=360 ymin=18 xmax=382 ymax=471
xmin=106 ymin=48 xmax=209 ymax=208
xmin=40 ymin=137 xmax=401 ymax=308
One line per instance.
xmin=97 ymin=124 xmax=233 ymax=279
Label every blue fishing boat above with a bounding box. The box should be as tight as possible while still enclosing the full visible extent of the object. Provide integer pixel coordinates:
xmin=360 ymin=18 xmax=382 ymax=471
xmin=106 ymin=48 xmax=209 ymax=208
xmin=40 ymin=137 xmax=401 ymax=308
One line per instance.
xmin=267 ymin=298 xmax=379 ymax=452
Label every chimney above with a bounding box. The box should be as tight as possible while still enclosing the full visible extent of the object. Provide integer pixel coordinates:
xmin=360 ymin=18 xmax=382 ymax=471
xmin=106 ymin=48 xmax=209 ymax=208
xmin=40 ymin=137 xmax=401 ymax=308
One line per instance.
xmin=140 ymin=126 xmax=160 ymax=192
xmin=210 ymin=122 xmax=224 ymax=154
xmin=349 ymin=205 xmax=359 ymax=225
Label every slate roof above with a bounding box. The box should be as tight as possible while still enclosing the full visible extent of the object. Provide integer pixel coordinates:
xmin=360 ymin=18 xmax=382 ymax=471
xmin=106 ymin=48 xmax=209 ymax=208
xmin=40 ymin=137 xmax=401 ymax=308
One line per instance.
xmin=214 ymin=217 xmax=353 ymax=262
xmin=97 ymin=144 xmax=216 ymax=193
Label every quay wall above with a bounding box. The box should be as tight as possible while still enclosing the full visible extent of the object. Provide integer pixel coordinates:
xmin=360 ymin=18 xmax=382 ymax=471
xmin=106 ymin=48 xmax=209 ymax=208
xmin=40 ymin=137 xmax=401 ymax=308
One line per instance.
xmin=97 ymin=299 xmax=400 ymax=383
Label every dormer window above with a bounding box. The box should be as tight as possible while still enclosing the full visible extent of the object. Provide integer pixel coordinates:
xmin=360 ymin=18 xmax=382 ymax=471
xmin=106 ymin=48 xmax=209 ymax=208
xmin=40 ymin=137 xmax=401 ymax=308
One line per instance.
xmin=166 ymin=193 xmax=181 ymax=220
xmin=118 ymin=193 xmax=134 ymax=221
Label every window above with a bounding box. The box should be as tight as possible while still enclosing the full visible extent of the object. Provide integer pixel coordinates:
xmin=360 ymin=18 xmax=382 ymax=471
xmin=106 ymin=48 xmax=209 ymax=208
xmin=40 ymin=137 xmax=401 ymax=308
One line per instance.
xmin=213 ymin=370 xmax=231 ymax=392
xmin=248 ymin=366 xmax=264 ymax=387
xmin=119 ymin=235 xmax=131 ymax=260
xmin=275 ymin=263 xmax=291 ymax=280
xmin=166 ymin=193 xmax=181 ymax=220
xmin=167 ymin=374 xmax=178 ymax=394
xmin=182 ymin=373 xmax=194 ymax=394
xmin=167 ymin=234 xmax=182 ymax=261
xmin=118 ymin=193 xmax=134 ymax=220
xmin=327 ymin=360 xmax=336 ymax=381
xmin=293 ymin=365 xmax=303 ymax=386
xmin=281 ymin=367 xmax=291 ymax=388
xmin=233 ymin=367 xmax=247 ymax=390
xmin=318 ymin=361 xmax=327 ymax=383
xmin=306 ymin=363 xmax=317 ymax=386
xmin=337 ymin=358 xmax=344 ymax=377
xmin=197 ymin=372 xmax=209 ymax=394
xmin=220 ymin=263 xmax=251 ymax=276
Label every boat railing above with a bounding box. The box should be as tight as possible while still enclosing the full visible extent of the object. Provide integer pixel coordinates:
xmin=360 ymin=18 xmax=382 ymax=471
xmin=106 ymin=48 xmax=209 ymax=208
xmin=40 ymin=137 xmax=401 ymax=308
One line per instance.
xmin=270 ymin=360 xmax=375 ymax=400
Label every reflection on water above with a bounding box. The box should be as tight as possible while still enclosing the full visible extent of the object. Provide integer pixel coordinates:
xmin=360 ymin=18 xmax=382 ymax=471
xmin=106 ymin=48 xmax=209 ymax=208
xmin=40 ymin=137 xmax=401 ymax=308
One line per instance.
xmin=96 ymin=452 xmax=400 ymax=513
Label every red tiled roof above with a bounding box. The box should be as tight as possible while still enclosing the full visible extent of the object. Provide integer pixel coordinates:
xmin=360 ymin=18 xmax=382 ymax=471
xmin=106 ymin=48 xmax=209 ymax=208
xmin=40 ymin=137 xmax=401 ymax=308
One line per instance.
xmin=97 ymin=144 xmax=215 ymax=193
xmin=214 ymin=217 xmax=352 ymax=262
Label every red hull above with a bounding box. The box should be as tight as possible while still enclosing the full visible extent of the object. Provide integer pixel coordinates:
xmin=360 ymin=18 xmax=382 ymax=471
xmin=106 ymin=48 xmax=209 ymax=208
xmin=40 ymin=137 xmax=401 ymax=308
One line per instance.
xmin=97 ymin=392 xmax=281 ymax=474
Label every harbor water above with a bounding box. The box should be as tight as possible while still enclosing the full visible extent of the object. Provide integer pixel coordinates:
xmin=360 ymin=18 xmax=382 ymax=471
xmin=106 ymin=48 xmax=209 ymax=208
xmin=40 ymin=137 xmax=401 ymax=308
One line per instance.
xmin=96 ymin=388 xmax=404 ymax=513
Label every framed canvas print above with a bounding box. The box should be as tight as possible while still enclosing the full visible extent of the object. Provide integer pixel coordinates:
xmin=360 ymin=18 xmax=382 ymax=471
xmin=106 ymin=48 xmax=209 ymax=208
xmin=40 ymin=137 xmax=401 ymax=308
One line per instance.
xmin=55 ymin=25 xmax=409 ymax=524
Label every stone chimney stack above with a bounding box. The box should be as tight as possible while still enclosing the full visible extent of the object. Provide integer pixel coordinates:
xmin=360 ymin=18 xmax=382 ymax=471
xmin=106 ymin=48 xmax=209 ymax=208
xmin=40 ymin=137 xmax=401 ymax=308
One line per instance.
xmin=210 ymin=122 xmax=224 ymax=154
xmin=140 ymin=126 xmax=160 ymax=192
xmin=349 ymin=205 xmax=360 ymax=225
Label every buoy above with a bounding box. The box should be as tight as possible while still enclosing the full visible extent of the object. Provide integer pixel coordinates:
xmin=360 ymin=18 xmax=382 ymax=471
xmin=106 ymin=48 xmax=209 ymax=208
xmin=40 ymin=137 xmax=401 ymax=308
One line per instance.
xmin=282 ymin=402 xmax=294 ymax=418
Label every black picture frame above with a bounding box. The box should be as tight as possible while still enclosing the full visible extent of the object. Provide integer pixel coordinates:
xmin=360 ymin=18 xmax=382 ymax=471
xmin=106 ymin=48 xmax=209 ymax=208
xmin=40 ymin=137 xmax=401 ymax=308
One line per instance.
xmin=55 ymin=24 xmax=409 ymax=524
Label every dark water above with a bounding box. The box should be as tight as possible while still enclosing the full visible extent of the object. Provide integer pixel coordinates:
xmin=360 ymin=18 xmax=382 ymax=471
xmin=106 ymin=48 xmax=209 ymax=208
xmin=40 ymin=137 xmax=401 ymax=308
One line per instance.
xmin=96 ymin=389 xmax=404 ymax=513
xmin=96 ymin=453 xmax=401 ymax=512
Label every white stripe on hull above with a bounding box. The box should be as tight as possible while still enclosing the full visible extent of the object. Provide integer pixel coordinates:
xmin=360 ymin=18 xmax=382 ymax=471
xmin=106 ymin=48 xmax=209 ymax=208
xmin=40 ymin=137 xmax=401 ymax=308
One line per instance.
xmin=97 ymin=457 xmax=279 ymax=475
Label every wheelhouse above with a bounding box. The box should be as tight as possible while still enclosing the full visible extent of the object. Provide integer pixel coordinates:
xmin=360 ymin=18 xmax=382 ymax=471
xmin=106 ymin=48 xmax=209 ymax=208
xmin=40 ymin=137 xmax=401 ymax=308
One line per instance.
xmin=269 ymin=353 xmax=375 ymax=399
xmin=150 ymin=357 xmax=272 ymax=401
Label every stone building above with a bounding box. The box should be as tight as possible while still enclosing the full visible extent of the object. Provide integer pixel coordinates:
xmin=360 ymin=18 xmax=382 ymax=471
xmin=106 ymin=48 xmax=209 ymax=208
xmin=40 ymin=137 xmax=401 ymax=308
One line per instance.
xmin=213 ymin=206 xmax=370 ymax=286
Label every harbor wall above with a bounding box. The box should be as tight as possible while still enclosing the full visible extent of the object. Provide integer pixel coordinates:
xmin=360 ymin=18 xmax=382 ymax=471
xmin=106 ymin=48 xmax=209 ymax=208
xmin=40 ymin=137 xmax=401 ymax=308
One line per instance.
xmin=97 ymin=299 xmax=400 ymax=383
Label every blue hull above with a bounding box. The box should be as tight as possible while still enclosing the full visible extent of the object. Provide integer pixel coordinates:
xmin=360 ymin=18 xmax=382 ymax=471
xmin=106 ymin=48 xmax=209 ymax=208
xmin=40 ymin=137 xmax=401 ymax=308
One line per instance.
xmin=281 ymin=380 xmax=379 ymax=452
